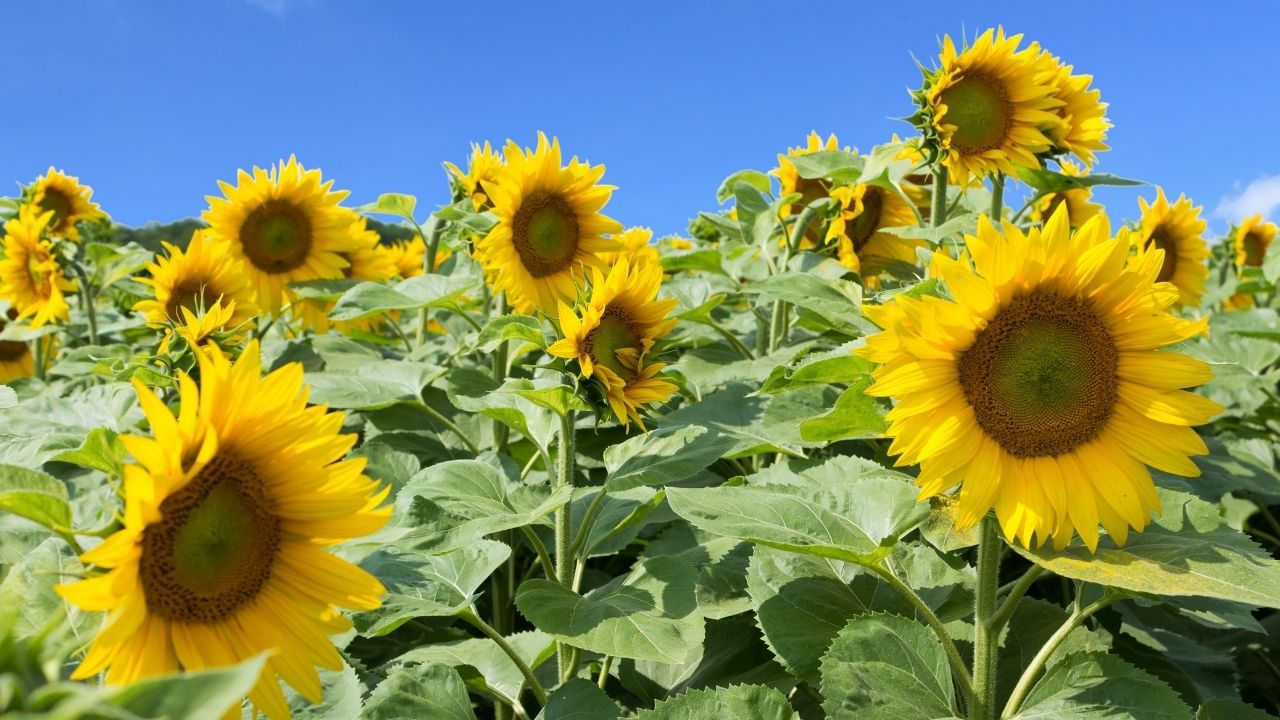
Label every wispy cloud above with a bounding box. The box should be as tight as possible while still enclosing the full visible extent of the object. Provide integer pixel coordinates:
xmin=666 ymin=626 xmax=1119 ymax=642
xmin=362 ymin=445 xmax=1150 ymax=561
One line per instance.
xmin=1216 ymin=175 xmax=1280 ymax=222
xmin=246 ymin=0 xmax=288 ymax=15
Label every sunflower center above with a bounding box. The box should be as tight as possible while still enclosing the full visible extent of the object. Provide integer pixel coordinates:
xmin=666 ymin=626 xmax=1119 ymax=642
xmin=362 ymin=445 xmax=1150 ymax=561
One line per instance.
xmin=166 ymin=281 xmax=212 ymax=320
xmin=511 ymin=191 xmax=580 ymax=278
xmin=37 ymin=188 xmax=74 ymax=232
xmin=140 ymin=453 xmax=281 ymax=623
xmin=584 ymin=307 xmax=642 ymax=378
xmin=847 ymin=188 xmax=884 ymax=252
xmin=240 ymin=200 xmax=314 ymax=274
xmin=958 ymin=289 xmax=1118 ymax=457
xmin=1146 ymin=227 xmax=1178 ymax=283
xmin=1243 ymin=231 xmax=1267 ymax=267
xmin=25 ymin=254 xmax=48 ymax=288
xmin=939 ymin=72 xmax=1013 ymax=154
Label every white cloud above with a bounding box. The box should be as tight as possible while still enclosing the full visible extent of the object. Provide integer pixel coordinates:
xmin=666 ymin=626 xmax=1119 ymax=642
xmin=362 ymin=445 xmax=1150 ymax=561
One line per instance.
xmin=1216 ymin=174 xmax=1280 ymax=221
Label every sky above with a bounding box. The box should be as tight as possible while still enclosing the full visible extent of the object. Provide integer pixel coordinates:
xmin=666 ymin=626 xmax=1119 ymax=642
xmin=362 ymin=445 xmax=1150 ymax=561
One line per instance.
xmin=5 ymin=1 xmax=1278 ymax=238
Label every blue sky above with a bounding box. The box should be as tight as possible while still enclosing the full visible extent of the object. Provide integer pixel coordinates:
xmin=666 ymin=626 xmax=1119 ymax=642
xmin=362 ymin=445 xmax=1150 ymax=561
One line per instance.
xmin=5 ymin=1 xmax=1277 ymax=237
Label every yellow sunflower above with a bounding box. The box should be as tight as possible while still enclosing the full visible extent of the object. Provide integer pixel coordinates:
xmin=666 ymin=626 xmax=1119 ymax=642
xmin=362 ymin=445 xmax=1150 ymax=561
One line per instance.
xmin=548 ymin=258 xmax=678 ymax=429
xmin=444 ymin=141 xmax=504 ymax=211
xmin=1234 ymin=214 xmax=1277 ymax=269
xmin=385 ymin=235 xmax=426 ymax=278
xmin=1037 ymin=51 xmax=1110 ymax=167
xmin=134 ymin=231 xmax=259 ymax=334
xmin=917 ymin=28 xmax=1061 ymax=186
xmin=475 ymin=133 xmax=623 ymax=315
xmin=0 ymin=205 xmax=75 ymax=328
xmin=289 ymin=214 xmax=399 ymax=334
xmin=1029 ymin=160 xmax=1103 ymax=227
xmin=1130 ymin=189 xmax=1209 ymax=307
xmin=603 ymin=227 xmax=661 ymax=268
xmin=57 ymin=341 xmax=389 ymax=719
xmin=825 ymin=182 xmax=919 ymax=276
xmin=858 ymin=205 xmax=1222 ymax=551
xmin=0 ymin=308 xmax=34 ymax=383
xmin=772 ymin=132 xmax=842 ymax=248
xmin=170 ymin=299 xmax=246 ymax=350
xmin=663 ymin=237 xmax=694 ymax=251
xmin=204 ymin=156 xmax=360 ymax=315
xmin=30 ymin=167 xmax=106 ymax=242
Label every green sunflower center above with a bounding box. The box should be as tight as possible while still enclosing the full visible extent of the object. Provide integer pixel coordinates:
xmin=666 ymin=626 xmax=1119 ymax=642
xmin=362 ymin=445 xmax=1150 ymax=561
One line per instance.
xmin=166 ymin=280 xmax=213 ymax=320
xmin=140 ymin=453 xmax=281 ymax=622
xmin=584 ymin=307 xmax=642 ymax=378
xmin=1243 ymin=231 xmax=1267 ymax=267
xmin=938 ymin=72 xmax=1013 ymax=155
xmin=512 ymin=191 xmax=580 ymax=278
xmin=847 ymin=187 xmax=884 ymax=252
xmin=240 ymin=200 xmax=314 ymax=274
xmin=1146 ymin=227 xmax=1178 ymax=283
xmin=958 ymin=289 xmax=1118 ymax=457
xmin=37 ymin=188 xmax=74 ymax=232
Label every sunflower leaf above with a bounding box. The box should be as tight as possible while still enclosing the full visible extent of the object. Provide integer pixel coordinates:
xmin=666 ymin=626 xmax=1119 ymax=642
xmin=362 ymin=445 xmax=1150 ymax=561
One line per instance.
xmin=365 ymin=662 xmax=476 ymax=720
xmin=604 ymin=425 xmax=737 ymax=491
xmin=632 ymin=684 xmax=799 ymax=720
xmin=329 ymin=273 xmax=473 ymax=321
xmin=819 ymin=612 xmax=958 ymax=720
xmin=0 ymin=464 xmax=73 ymax=535
xmin=395 ymin=630 xmax=555 ymax=704
xmin=536 ymin=678 xmax=623 ymax=720
xmin=798 ymin=378 xmax=887 ymax=442
xmin=106 ymin=654 xmax=271 ymax=720
xmin=1008 ymin=652 xmax=1189 ymax=719
xmin=357 ymin=192 xmax=419 ymax=223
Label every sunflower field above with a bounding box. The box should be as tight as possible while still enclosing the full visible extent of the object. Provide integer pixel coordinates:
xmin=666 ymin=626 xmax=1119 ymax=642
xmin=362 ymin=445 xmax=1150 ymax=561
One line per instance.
xmin=3 ymin=26 xmax=1280 ymax=720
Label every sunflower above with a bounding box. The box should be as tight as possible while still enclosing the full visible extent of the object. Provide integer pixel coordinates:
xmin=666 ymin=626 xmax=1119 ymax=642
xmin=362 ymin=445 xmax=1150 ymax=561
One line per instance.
xmin=1234 ymin=214 xmax=1277 ymax=269
xmin=858 ymin=206 xmax=1222 ymax=551
xmin=1037 ymin=51 xmax=1110 ymax=167
xmin=445 ymin=141 xmax=504 ymax=211
xmin=915 ymin=28 xmax=1061 ymax=186
xmin=1029 ymin=160 xmax=1103 ymax=227
xmin=475 ymin=133 xmax=623 ymax=315
xmin=603 ymin=227 xmax=660 ymax=268
xmin=30 ymin=167 xmax=106 ymax=242
xmin=548 ymin=258 xmax=678 ymax=429
xmin=1130 ymin=189 xmax=1209 ymax=307
xmin=772 ymin=132 xmax=842 ymax=248
xmin=203 ymin=156 xmax=360 ymax=315
xmin=0 ymin=205 xmax=75 ymax=328
xmin=825 ymin=182 xmax=919 ymax=276
xmin=57 ymin=341 xmax=389 ymax=719
xmin=288 ymin=214 xmax=399 ymax=334
xmin=134 ymin=231 xmax=259 ymax=335
xmin=170 ymin=299 xmax=245 ymax=350
xmin=0 ymin=308 xmax=34 ymax=383
xmin=385 ymin=235 xmax=426 ymax=278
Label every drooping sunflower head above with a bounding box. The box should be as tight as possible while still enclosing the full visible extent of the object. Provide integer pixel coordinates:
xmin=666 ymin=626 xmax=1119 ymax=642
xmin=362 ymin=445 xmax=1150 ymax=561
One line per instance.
xmin=474 ymin=132 xmax=623 ymax=315
xmin=29 ymin=167 xmax=106 ymax=242
xmin=859 ymin=205 xmax=1221 ymax=551
xmin=1036 ymin=51 xmax=1110 ymax=167
xmin=56 ymin=341 xmax=389 ymax=719
xmin=913 ymin=28 xmax=1061 ymax=186
xmin=825 ymin=182 xmax=919 ymax=277
xmin=1234 ymin=214 xmax=1277 ymax=269
xmin=134 ymin=231 xmax=259 ymax=335
xmin=772 ymin=132 xmax=844 ymax=246
xmin=445 ymin=141 xmax=505 ymax=211
xmin=1131 ymin=188 xmax=1209 ymax=307
xmin=547 ymin=257 xmax=679 ymax=429
xmin=603 ymin=227 xmax=661 ymax=269
xmin=0 ymin=205 xmax=75 ymax=328
xmin=0 ymin=308 xmax=34 ymax=383
xmin=203 ymin=156 xmax=359 ymax=315
xmin=1029 ymin=160 xmax=1103 ymax=227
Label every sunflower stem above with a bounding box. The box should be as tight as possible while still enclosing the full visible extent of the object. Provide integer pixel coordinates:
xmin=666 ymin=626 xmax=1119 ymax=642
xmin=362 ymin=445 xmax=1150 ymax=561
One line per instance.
xmin=414 ymin=400 xmax=482 ymax=455
xmin=990 ymin=174 xmax=1005 ymax=221
xmin=931 ymin=166 xmax=950 ymax=228
xmin=70 ymin=260 xmax=99 ymax=345
xmin=990 ymin=564 xmax=1046 ymax=633
xmin=461 ymin=607 xmax=548 ymax=706
xmin=971 ymin=514 xmax=1003 ymax=720
xmin=416 ymin=215 xmax=446 ymax=347
xmin=554 ymin=409 xmax=577 ymax=682
xmin=32 ymin=335 xmax=46 ymax=381
xmin=492 ymin=294 xmax=511 ymax=455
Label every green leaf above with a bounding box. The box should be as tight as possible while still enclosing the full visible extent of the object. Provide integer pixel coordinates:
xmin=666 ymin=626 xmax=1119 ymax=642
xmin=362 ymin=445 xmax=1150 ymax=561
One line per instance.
xmin=1010 ymin=652 xmax=1190 ymax=719
xmin=357 ymin=192 xmax=419 ymax=222
xmin=508 ymin=383 xmax=590 ymax=417
xmin=397 ymin=630 xmax=554 ymax=705
xmin=364 ymin=663 xmax=476 ymax=720
xmin=51 ymin=427 xmax=126 ymax=478
xmin=0 ymin=537 xmax=88 ymax=640
xmin=997 ymin=599 xmax=1111 ymax=709
xmin=476 ymin=314 xmax=545 ymax=352
xmin=1019 ymin=488 xmax=1280 ymax=608
xmin=743 ymin=272 xmax=871 ymax=338
xmin=0 ymin=464 xmax=72 ymax=534
xmin=289 ymin=664 xmax=364 ymax=720
xmin=661 ymin=249 xmax=728 ymax=277
xmin=303 ymin=360 xmax=443 ymax=410
xmin=515 ymin=556 xmax=703 ymax=663
xmin=1262 ymin=238 xmax=1280 ymax=285
xmin=643 ymin=523 xmax=753 ymax=620
xmin=758 ymin=349 xmax=874 ymax=394
xmin=107 ymin=654 xmax=269 ymax=719
xmin=655 ymin=384 xmax=807 ymax=458
xmin=716 ymin=170 xmax=772 ymax=204
xmin=788 ymin=150 xmax=865 ymax=181
xmin=445 ymin=372 xmax=557 ymax=453
xmin=536 ymin=678 xmax=622 ymax=720
xmin=1016 ymin=166 xmax=1145 ymax=193
xmin=798 ymin=378 xmax=887 ymax=442
xmin=819 ymin=612 xmax=957 ymax=720
xmin=633 ymin=684 xmax=799 ymax=720
xmin=1197 ymin=699 xmax=1277 ymax=720
xmin=353 ymin=540 xmax=510 ymax=636
xmin=330 ymin=274 xmax=473 ymax=321
xmin=604 ymin=425 xmax=737 ymax=491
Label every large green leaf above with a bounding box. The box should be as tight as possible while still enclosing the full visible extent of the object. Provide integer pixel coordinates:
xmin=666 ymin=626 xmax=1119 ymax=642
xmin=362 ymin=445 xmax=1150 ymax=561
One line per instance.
xmin=996 ymin=599 xmax=1110 ymax=709
xmin=303 ymin=360 xmax=444 ymax=410
xmin=353 ymin=540 xmax=510 ymax=636
xmin=819 ymin=612 xmax=957 ymax=720
xmin=445 ymin=371 xmax=558 ymax=453
xmin=655 ymin=384 xmax=808 ymax=458
xmin=289 ymin=664 xmax=364 ymax=720
xmin=0 ymin=537 xmax=89 ymax=640
xmin=642 ymin=523 xmax=753 ymax=620
xmin=364 ymin=663 xmax=476 ymax=720
xmin=397 ymin=630 xmax=554 ymax=706
xmin=107 ymin=654 xmax=269 ymax=719
xmin=1197 ymin=699 xmax=1277 ymax=720
xmin=743 ymin=272 xmax=871 ymax=337
xmin=357 ymin=192 xmax=418 ymax=221
xmin=330 ymin=274 xmax=473 ymax=321
xmin=50 ymin=427 xmax=126 ymax=479
xmin=633 ymin=684 xmax=799 ymax=720
xmin=515 ymin=556 xmax=703 ymax=663
xmin=536 ymin=678 xmax=622 ymax=720
xmin=798 ymin=378 xmax=887 ymax=443
xmin=604 ymin=425 xmax=737 ymax=491
xmin=758 ymin=346 xmax=873 ymax=394
xmin=1019 ymin=488 xmax=1280 ymax=608
xmin=0 ymin=465 xmax=72 ymax=535
xmin=1009 ymin=652 xmax=1190 ymax=719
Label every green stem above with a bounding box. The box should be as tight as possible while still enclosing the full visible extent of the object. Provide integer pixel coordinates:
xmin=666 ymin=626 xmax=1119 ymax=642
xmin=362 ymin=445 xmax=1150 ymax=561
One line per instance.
xmin=990 ymin=565 xmax=1046 ymax=633
xmin=444 ymin=304 xmax=485 ymax=333
xmin=1000 ymin=592 xmax=1118 ymax=718
xmin=769 ymin=301 xmax=789 ymax=353
xmin=32 ymin=335 xmax=46 ymax=381
xmin=869 ymin=563 xmax=976 ymax=710
xmin=568 ymin=488 xmax=609 ymax=564
xmin=597 ymin=654 xmax=613 ymax=689
xmin=416 ymin=215 xmax=447 ymax=347
xmin=492 ymin=294 xmax=511 ymax=455
xmin=70 ymin=261 xmax=98 ymax=345
xmin=971 ymin=515 xmax=1003 ymax=720
xmin=461 ymin=608 xmax=548 ymax=705
xmin=382 ymin=312 xmax=413 ymax=354
xmin=931 ymin=166 xmax=950 ymax=228
xmin=990 ymin=174 xmax=1005 ymax=221
xmin=519 ymin=525 xmax=557 ymax=581
xmin=707 ymin=319 xmax=754 ymax=359
xmin=554 ymin=410 xmax=577 ymax=681
xmin=414 ymin=401 xmax=482 ymax=455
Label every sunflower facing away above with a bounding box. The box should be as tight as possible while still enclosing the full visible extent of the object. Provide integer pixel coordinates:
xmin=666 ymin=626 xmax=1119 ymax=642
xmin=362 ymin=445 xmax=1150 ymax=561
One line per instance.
xmin=204 ymin=156 xmax=360 ymax=315
xmin=1234 ymin=214 xmax=1277 ymax=269
xmin=475 ymin=133 xmax=623 ymax=315
xmin=0 ymin=308 xmax=34 ymax=383
xmin=1037 ymin=51 xmax=1110 ymax=167
xmin=57 ymin=341 xmax=389 ymax=719
xmin=825 ymin=182 xmax=918 ymax=277
xmin=548 ymin=257 xmax=678 ymax=429
xmin=1130 ymin=188 xmax=1209 ymax=307
xmin=772 ymin=132 xmax=842 ymax=249
xmin=0 ymin=205 xmax=75 ymax=328
xmin=858 ymin=205 xmax=1222 ymax=550
xmin=445 ymin=141 xmax=505 ymax=211
xmin=134 ymin=231 xmax=259 ymax=336
xmin=1029 ymin=160 xmax=1103 ymax=227
xmin=30 ymin=167 xmax=106 ymax=242
xmin=916 ymin=29 xmax=1061 ymax=186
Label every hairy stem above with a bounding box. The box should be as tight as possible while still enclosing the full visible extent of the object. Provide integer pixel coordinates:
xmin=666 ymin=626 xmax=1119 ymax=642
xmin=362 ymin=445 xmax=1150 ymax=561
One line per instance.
xmin=971 ymin=515 xmax=1003 ymax=720
xmin=1000 ymin=592 xmax=1119 ymax=718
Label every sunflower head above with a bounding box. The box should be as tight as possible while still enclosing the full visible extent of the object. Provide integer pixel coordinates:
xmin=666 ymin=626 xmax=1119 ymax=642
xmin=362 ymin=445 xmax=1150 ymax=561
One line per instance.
xmin=0 ymin=205 xmax=75 ymax=328
xmin=134 ymin=231 xmax=259 ymax=335
xmin=859 ymin=205 xmax=1222 ymax=551
xmin=56 ymin=341 xmax=389 ymax=719
xmin=29 ymin=167 xmax=106 ymax=242
xmin=603 ymin=227 xmax=661 ymax=269
xmin=0 ymin=308 xmax=34 ymax=383
xmin=384 ymin=235 xmax=427 ymax=278
xmin=204 ymin=156 xmax=359 ymax=315
xmin=911 ymin=28 xmax=1062 ymax=186
xmin=825 ymin=182 xmax=919 ymax=277
xmin=1029 ymin=160 xmax=1103 ymax=227
xmin=1131 ymin=188 xmax=1209 ymax=307
xmin=1036 ymin=52 xmax=1110 ymax=166
xmin=474 ymin=133 xmax=623 ymax=315
xmin=166 ymin=298 xmax=248 ymax=353
xmin=445 ymin=141 xmax=505 ymax=211
xmin=1234 ymin=214 xmax=1277 ymax=269
xmin=771 ymin=132 xmax=843 ymax=246
xmin=287 ymin=214 xmax=399 ymax=334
